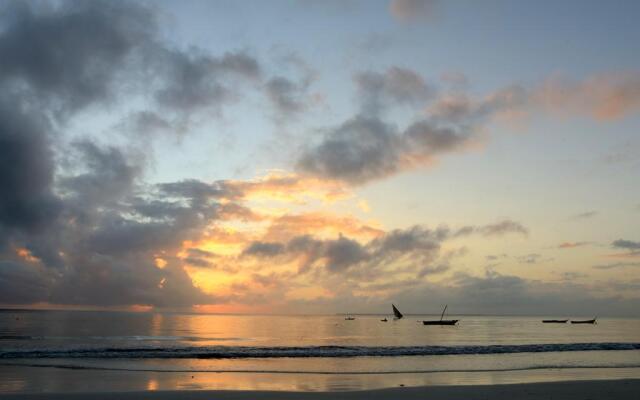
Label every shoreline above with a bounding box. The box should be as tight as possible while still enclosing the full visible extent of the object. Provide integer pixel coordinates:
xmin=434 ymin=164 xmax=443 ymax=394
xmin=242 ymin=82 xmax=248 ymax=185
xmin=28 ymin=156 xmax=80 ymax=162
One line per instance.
xmin=2 ymin=365 xmax=640 ymax=395
xmin=2 ymin=379 xmax=639 ymax=399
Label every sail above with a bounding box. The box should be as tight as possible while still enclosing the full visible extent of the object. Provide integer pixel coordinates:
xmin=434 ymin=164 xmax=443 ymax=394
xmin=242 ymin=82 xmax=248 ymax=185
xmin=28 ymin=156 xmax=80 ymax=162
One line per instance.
xmin=392 ymin=304 xmax=403 ymax=319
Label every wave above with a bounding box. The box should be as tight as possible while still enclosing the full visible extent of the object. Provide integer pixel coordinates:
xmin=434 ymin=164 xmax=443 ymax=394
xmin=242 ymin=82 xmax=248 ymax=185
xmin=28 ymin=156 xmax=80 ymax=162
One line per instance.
xmin=3 ymin=361 xmax=640 ymax=374
xmin=0 ymin=335 xmax=234 ymax=342
xmin=1 ymin=343 xmax=639 ymax=359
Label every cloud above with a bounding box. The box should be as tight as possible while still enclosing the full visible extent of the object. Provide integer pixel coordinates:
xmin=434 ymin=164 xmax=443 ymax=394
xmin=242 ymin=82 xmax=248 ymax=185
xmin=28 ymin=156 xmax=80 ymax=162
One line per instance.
xmin=593 ymin=261 xmax=640 ymax=270
xmin=0 ymin=0 xmax=248 ymax=309
xmin=0 ymin=261 xmax=51 ymax=304
xmin=479 ymin=220 xmax=529 ymax=237
xmin=533 ymin=72 xmax=640 ymax=120
xmin=557 ymin=271 xmax=588 ymax=280
xmin=265 ymin=76 xmax=308 ymax=115
xmin=0 ymin=0 xmax=156 ymax=116
xmin=386 ymin=269 xmax=640 ymax=316
xmin=612 ymin=239 xmax=640 ymax=250
xmin=263 ymin=52 xmax=320 ymax=120
xmin=355 ymin=67 xmax=434 ymax=115
xmin=240 ymin=225 xmax=444 ymax=279
xmin=297 ymin=70 xmax=525 ymax=185
xmin=59 ymin=141 xmax=141 ymax=206
xmin=417 ymin=263 xmax=449 ymax=278
xmin=389 ymin=0 xmax=439 ymax=22
xmin=0 ymin=101 xmax=60 ymax=234
xmin=517 ymin=253 xmax=542 ymax=264
xmin=153 ymin=49 xmax=260 ymax=113
xmin=243 ymin=242 xmax=286 ymax=258
xmin=241 ymin=222 xmax=523 ymax=283
xmin=455 ymin=220 xmax=529 ymax=237
xmin=296 ymin=115 xmax=482 ymax=184
xmin=558 ymin=241 xmax=591 ymax=249
xmin=297 ymin=69 xmax=639 ymax=187
xmin=569 ymin=211 xmax=598 ymax=220
xmin=609 ymin=239 xmax=640 ymax=258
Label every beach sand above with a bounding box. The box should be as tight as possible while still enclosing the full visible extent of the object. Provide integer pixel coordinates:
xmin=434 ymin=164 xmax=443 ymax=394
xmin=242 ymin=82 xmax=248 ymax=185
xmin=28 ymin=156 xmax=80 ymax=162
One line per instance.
xmin=2 ymin=379 xmax=639 ymax=400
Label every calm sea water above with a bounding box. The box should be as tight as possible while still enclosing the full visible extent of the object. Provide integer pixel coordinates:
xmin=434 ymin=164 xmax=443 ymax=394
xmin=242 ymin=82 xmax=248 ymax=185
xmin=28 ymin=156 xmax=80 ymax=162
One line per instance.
xmin=1 ymin=310 xmax=639 ymax=392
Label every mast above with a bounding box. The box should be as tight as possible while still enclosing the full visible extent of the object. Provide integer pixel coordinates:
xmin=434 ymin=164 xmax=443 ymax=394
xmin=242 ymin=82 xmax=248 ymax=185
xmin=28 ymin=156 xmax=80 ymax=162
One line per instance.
xmin=440 ymin=305 xmax=448 ymax=321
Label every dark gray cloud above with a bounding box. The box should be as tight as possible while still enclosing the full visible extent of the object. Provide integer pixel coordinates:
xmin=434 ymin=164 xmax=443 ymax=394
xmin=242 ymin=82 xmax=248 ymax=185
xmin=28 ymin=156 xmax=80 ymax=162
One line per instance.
xmin=297 ymin=69 xmax=524 ymax=185
xmin=0 ymin=0 xmax=155 ymax=116
xmin=455 ymin=220 xmax=529 ymax=237
xmin=0 ymin=101 xmax=60 ymax=234
xmin=386 ymin=269 xmax=640 ymax=316
xmin=0 ymin=0 xmax=267 ymax=307
xmin=569 ymin=210 xmax=598 ymax=220
xmin=610 ymin=239 xmax=640 ymax=257
xmin=612 ymin=239 xmax=640 ymax=250
xmin=243 ymin=241 xmax=286 ymax=258
xmin=159 ymin=179 xmax=225 ymax=199
xmin=417 ymin=263 xmax=449 ymax=278
xmin=517 ymin=253 xmax=542 ymax=264
xmin=593 ymin=262 xmax=640 ymax=270
xmin=297 ymin=116 xmax=401 ymax=184
xmin=264 ymin=53 xmax=318 ymax=119
xmin=242 ymin=225 xmax=461 ymax=280
xmin=153 ymin=49 xmax=260 ymax=112
xmin=265 ymin=76 xmax=308 ymax=116
xmin=478 ymin=220 xmax=529 ymax=237
xmin=0 ymin=261 xmax=51 ymax=304
xmin=59 ymin=141 xmax=141 ymax=206
xmin=355 ymin=67 xmax=433 ymax=115
xmin=324 ymin=235 xmax=369 ymax=272
xmin=296 ymin=115 xmax=479 ymax=184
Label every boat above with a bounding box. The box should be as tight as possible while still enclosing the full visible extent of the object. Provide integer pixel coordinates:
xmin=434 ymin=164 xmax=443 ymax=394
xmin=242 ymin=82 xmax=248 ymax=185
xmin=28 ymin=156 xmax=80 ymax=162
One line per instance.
xmin=542 ymin=319 xmax=568 ymax=323
xmin=422 ymin=305 xmax=458 ymax=326
xmin=380 ymin=318 xmax=388 ymax=322
xmin=571 ymin=317 xmax=597 ymax=324
xmin=344 ymin=316 xmax=355 ymax=320
xmin=392 ymin=304 xmax=403 ymax=320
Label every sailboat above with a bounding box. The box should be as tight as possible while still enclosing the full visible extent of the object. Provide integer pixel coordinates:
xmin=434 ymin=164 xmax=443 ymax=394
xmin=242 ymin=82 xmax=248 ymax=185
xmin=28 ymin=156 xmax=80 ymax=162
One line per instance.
xmin=392 ymin=304 xmax=403 ymax=320
xmin=422 ymin=305 xmax=458 ymax=326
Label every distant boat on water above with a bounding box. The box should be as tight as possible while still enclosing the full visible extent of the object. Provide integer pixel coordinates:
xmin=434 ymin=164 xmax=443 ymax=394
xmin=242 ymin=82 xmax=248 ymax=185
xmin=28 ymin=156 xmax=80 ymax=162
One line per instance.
xmin=571 ymin=317 xmax=597 ymax=324
xmin=422 ymin=305 xmax=458 ymax=326
xmin=344 ymin=316 xmax=355 ymax=320
xmin=380 ymin=318 xmax=388 ymax=322
xmin=542 ymin=319 xmax=568 ymax=323
xmin=392 ymin=304 xmax=403 ymax=320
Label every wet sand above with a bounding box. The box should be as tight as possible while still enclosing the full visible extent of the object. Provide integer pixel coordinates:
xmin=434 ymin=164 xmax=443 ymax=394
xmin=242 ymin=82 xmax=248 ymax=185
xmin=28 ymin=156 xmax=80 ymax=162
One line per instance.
xmin=2 ymin=379 xmax=639 ymax=400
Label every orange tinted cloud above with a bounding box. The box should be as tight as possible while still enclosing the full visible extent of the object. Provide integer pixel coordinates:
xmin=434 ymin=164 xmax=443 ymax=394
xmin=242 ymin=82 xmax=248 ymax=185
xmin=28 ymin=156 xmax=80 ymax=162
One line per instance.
xmin=224 ymin=171 xmax=351 ymax=204
xmin=264 ymin=212 xmax=384 ymax=242
xmin=15 ymin=247 xmax=40 ymax=263
xmin=534 ymin=72 xmax=640 ymax=120
xmin=558 ymin=241 xmax=590 ymax=249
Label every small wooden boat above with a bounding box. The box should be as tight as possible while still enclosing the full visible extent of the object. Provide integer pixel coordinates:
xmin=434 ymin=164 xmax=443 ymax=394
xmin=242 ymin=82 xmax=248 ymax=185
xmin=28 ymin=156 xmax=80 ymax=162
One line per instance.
xmin=423 ymin=319 xmax=458 ymax=325
xmin=392 ymin=304 xmax=403 ymax=320
xmin=380 ymin=318 xmax=388 ymax=322
xmin=422 ymin=305 xmax=458 ymax=326
xmin=344 ymin=316 xmax=355 ymax=320
xmin=571 ymin=318 xmax=597 ymax=324
xmin=542 ymin=319 xmax=568 ymax=323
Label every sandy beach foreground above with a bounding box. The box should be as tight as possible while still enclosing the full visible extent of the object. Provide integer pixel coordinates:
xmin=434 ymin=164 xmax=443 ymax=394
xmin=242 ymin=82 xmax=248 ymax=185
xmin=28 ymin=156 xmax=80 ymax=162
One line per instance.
xmin=3 ymin=379 xmax=639 ymax=400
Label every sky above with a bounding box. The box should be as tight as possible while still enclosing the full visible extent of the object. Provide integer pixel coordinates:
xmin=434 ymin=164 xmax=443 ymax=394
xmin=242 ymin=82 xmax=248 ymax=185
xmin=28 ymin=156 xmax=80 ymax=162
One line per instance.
xmin=1 ymin=0 xmax=639 ymax=316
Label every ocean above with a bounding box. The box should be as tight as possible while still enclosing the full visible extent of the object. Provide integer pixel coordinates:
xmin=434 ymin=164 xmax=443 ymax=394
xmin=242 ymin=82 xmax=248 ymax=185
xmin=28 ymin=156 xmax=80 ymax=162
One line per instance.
xmin=1 ymin=310 xmax=639 ymax=393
